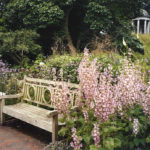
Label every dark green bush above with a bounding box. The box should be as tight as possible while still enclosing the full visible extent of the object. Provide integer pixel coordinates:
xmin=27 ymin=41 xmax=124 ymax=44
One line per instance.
xmin=21 ymin=52 xmax=125 ymax=84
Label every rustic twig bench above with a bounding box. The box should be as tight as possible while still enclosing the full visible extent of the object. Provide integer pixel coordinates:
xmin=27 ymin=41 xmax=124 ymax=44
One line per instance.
xmin=0 ymin=76 xmax=79 ymax=143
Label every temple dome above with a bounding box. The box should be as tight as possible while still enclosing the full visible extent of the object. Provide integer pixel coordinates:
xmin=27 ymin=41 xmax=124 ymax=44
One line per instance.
xmin=141 ymin=9 xmax=149 ymax=17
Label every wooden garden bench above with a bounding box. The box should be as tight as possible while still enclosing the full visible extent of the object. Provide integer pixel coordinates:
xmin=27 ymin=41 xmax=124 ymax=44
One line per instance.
xmin=0 ymin=76 xmax=79 ymax=143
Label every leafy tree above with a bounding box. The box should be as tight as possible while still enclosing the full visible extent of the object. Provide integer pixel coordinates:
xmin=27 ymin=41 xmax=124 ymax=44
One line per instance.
xmin=3 ymin=0 xmax=64 ymax=30
xmin=0 ymin=29 xmax=41 ymax=66
xmin=0 ymin=0 xmax=10 ymax=17
xmin=0 ymin=0 xmax=149 ymax=59
xmin=0 ymin=0 xmax=10 ymax=32
xmin=2 ymin=0 xmax=88 ymax=55
xmin=84 ymin=0 xmax=147 ymax=53
xmin=53 ymin=0 xmax=88 ymax=54
xmin=0 ymin=0 xmax=65 ymax=57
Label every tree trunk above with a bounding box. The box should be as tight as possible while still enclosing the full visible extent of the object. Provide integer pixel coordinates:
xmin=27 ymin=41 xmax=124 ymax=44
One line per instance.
xmin=65 ymin=9 xmax=77 ymax=55
xmin=12 ymin=53 xmax=22 ymax=65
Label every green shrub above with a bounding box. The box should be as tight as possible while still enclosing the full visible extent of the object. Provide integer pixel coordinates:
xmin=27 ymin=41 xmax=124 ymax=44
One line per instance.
xmin=46 ymin=55 xmax=82 ymax=83
xmin=24 ymin=52 xmax=124 ymax=84
xmin=19 ymin=52 xmax=126 ymax=85
xmin=59 ymin=105 xmax=150 ymax=150
xmin=0 ymin=29 xmax=41 ymax=65
xmin=131 ymin=34 xmax=150 ymax=82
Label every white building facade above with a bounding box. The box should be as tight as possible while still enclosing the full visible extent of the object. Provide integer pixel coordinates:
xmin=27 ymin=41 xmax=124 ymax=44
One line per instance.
xmin=133 ymin=9 xmax=150 ymax=34
xmin=133 ymin=17 xmax=150 ymax=34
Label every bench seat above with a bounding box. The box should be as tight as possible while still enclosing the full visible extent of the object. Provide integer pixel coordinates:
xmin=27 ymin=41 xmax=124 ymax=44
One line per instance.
xmin=0 ymin=76 xmax=79 ymax=143
xmin=3 ymin=103 xmax=53 ymax=132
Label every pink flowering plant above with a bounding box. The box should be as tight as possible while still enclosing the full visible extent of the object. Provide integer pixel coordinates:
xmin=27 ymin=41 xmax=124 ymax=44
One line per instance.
xmin=56 ymin=48 xmax=150 ymax=149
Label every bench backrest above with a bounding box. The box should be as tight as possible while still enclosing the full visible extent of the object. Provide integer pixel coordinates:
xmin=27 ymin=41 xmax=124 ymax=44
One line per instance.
xmin=21 ymin=76 xmax=80 ymax=109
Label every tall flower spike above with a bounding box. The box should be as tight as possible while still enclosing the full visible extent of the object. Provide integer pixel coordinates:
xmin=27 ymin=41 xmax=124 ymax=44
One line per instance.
xmin=92 ymin=123 xmax=100 ymax=148
xmin=114 ymin=58 xmax=146 ymax=110
xmin=78 ymin=49 xmax=98 ymax=107
xmin=133 ymin=118 xmax=139 ymax=136
xmin=83 ymin=109 xmax=88 ymax=122
xmin=70 ymin=127 xmax=82 ymax=150
xmin=84 ymin=47 xmax=89 ymax=57
xmin=52 ymin=68 xmax=57 ymax=81
xmin=52 ymin=81 xmax=70 ymax=115
xmin=93 ymin=65 xmax=116 ymax=122
xmin=60 ymin=68 xmax=63 ymax=81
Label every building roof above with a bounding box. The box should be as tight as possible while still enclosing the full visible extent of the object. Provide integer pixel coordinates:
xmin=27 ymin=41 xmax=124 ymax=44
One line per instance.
xmin=142 ymin=9 xmax=149 ymax=16
xmin=133 ymin=17 xmax=150 ymax=21
xmin=133 ymin=9 xmax=150 ymax=21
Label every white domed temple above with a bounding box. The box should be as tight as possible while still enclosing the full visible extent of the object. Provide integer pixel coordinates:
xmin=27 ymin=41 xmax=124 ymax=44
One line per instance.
xmin=133 ymin=9 xmax=150 ymax=34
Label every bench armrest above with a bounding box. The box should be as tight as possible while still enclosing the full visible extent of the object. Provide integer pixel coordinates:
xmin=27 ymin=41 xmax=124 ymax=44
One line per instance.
xmin=71 ymin=106 xmax=79 ymax=111
xmin=47 ymin=110 xmax=58 ymax=118
xmin=0 ymin=93 xmax=23 ymax=100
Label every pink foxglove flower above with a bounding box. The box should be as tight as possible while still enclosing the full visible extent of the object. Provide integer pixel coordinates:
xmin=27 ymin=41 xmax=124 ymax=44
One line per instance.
xmin=78 ymin=49 xmax=116 ymax=122
xmin=70 ymin=127 xmax=82 ymax=150
xmin=133 ymin=118 xmax=139 ymax=136
xmin=78 ymin=49 xmax=99 ymax=107
xmin=83 ymin=109 xmax=88 ymax=122
xmin=92 ymin=123 xmax=100 ymax=147
xmin=52 ymin=81 xmax=70 ymax=115
xmin=93 ymin=68 xmax=116 ymax=122
xmin=114 ymin=59 xmax=146 ymax=110
xmin=52 ymin=68 xmax=57 ymax=81
xmin=142 ymin=83 xmax=150 ymax=117
xmin=78 ymin=48 xmax=150 ymax=122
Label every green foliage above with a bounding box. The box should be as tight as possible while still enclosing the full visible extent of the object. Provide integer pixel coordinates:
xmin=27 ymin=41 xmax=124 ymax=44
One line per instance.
xmin=45 ymin=55 xmax=82 ymax=83
xmin=131 ymin=34 xmax=150 ymax=82
xmin=116 ymin=34 xmax=144 ymax=54
xmin=84 ymin=0 xmax=146 ymax=53
xmin=85 ymin=2 xmax=112 ymax=32
xmin=23 ymin=52 xmax=124 ymax=84
xmin=0 ymin=0 xmax=147 ymax=61
xmin=54 ymin=0 xmax=76 ymax=7
xmin=139 ymin=34 xmax=150 ymax=59
xmin=0 ymin=29 xmax=41 ymax=65
xmin=19 ymin=52 xmax=126 ymax=85
xmin=59 ymin=103 xmax=150 ymax=150
xmin=85 ymin=0 xmax=144 ymax=32
xmin=116 ymin=105 xmax=150 ymax=150
xmin=124 ymin=35 xmax=144 ymax=54
xmin=45 ymin=140 xmax=73 ymax=150
xmin=3 ymin=0 xmax=64 ymax=30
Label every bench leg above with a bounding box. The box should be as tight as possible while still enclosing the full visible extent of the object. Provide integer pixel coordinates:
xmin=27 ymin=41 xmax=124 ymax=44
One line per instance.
xmin=52 ymin=114 xmax=58 ymax=143
xmin=0 ymin=99 xmax=5 ymax=125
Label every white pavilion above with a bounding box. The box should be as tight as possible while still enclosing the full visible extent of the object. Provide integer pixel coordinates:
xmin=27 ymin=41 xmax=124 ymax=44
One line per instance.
xmin=132 ymin=9 xmax=150 ymax=34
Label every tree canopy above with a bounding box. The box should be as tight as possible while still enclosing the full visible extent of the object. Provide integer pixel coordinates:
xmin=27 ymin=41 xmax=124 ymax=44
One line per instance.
xmin=0 ymin=0 xmax=149 ymax=65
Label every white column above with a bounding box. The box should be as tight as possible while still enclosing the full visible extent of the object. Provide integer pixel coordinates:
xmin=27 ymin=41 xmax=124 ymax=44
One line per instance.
xmin=148 ymin=21 xmax=150 ymax=34
xmin=137 ymin=20 xmax=140 ymax=34
xmin=144 ymin=20 xmax=147 ymax=34
xmin=147 ymin=22 xmax=149 ymax=34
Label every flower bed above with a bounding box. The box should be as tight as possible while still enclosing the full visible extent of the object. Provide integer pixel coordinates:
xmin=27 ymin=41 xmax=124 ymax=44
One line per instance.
xmin=53 ymin=49 xmax=150 ymax=150
xmin=0 ymin=59 xmax=21 ymax=96
xmin=1 ymin=49 xmax=150 ymax=149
